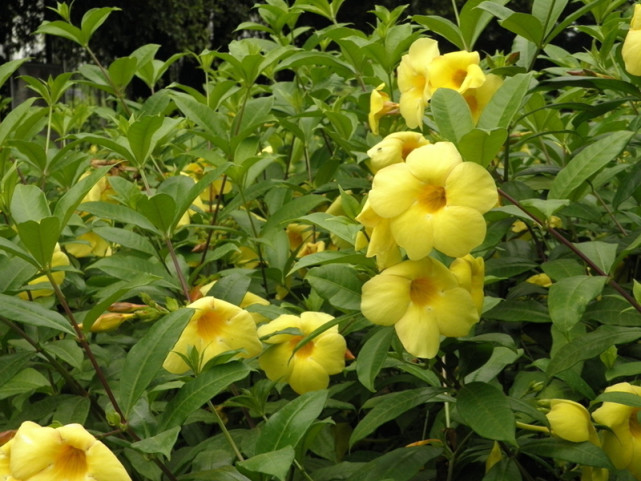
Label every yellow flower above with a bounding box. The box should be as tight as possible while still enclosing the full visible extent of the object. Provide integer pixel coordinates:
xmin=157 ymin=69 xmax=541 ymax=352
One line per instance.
xmin=368 ymin=83 xmax=398 ymax=135
xmin=398 ymin=38 xmax=440 ymax=128
xmin=546 ymin=399 xmax=599 ymax=444
xmin=526 ymin=273 xmax=552 ymax=288
xmin=198 ymin=281 xmax=270 ymax=324
xmin=176 ymin=195 xmax=206 ymax=228
xmin=18 ymin=244 xmax=70 ymax=300
xmin=623 ymin=4 xmax=641 ymax=76
xmin=592 ymin=382 xmax=641 ymax=478
xmin=368 ymin=142 xmax=498 ymax=259
xmin=65 ymin=231 xmax=111 ymax=258
xmin=257 ymin=312 xmax=346 ymax=394
xmin=7 ymin=421 xmax=131 ymax=481
xmin=182 ymin=159 xmax=232 ymax=204
xmin=90 ymin=312 xmax=136 ymax=332
xmin=355 ymin=199 xmax=402 ymax=270
xmin=462 ymin=73 xmax=503 ymax=123
xmin=426 ymin=50 xmax=486 ymax=96
xmin=81 ymin=174 xmax=116 ymax=204
xmin=449 ymin=255 xmax=485 ymax=314
xmin=361 ymin=258 xmax=479 ymax=358
xmin=366 ymin=132 xmax=430 ymax=173
xmin=163 ymin=296 xmax=262 ymax=374
xmin=511 ymin=220 xmax=528 ymax=233
xmin=0 ymin=437 xmax=16 ymax=481
xmin=286 ymin=223 xmax=316 ymax=251
xmin=297 ymin=240 xmax=326 ymax=258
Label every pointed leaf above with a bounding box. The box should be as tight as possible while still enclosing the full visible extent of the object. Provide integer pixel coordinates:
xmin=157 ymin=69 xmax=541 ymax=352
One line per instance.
xmin=430 ymin=88 xmax=474 ymax=144
xmin=0 ymin=293 xmax=75 ymax=335
xmin=356 ymin=327 xmax=394 ymax=392
xmin=457 ymin=382 xmax=516 ymax=444
xmin=548 ymin=275 xmax=607 ymax=331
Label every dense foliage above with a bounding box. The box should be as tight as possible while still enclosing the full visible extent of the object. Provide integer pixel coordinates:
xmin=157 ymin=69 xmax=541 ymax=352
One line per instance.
xmin=2 ymin=0 xmax=641 ymax=480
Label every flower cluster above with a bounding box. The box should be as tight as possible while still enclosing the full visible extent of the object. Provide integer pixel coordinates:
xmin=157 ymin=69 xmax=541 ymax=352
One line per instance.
xmin=543 ymin=383 xmax=641 ymax=480
xmin=0 ymin=421 xmax=131 ymax=481
xmin=358 ymin=37 xmax=501 ymax=360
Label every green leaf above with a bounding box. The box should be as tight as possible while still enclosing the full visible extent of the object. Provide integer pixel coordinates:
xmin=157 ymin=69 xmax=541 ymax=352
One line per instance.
xmin=384 ymin=358 xmax=442 ymax=387
xmin=0 ymin=98 xmax=39 ymax=146
xmin=53 ymin=165 xmax=112 ymax=228
xmin=356 ymin=327 xmax=394 ymax=392
xmin=305 ymin=264 xmax=362 ymax=311
xmin=92 ymin=226 xmax=156 ymax=256
xmin=349 ymin=388 xmax=444 ymax=447
xmin=457 ymin=128 xmax=508 ymax=167
xmin=532 ymin=0 xmax=569 ymax=37
xmin=0 ymin=293 xmax=75 ymax=335
xmin=548 ymin=275 xmax=607 ymax=331
xmin=478 ymin=73 xmax=534 ymax=130
xmin=0 ymin=368 xmax=50 ymax=400
xmin=288 ymin=251 xmax=370 ymax=275
xmin=547 ymin=326 xmax=641 ymax=378
xmin=0 ymin=352 xmax=34 ymax=388
xmin=16 ymin=217 xmax=61 ymax=267
xmin=549 ymin=131 xmax=633 ymax=199
xmin=130 ymin=426 xmax=181 ymax=459
xmin=430 ymin=88 xmax=474 ymax=144
xmin=485 ymin=300 xmax=551 ymax=323
xmin=119 ymin=308 xmax=192 ymax=416
xmin=36 ymin=20 xmax=83 ymax=46
xmin=237 ymin=446 xmax=295 ymax=481
xmin=593 ymin=391 xmax=641 ymax=408
xmin=262 ymin=196 xmax=329 ymax=234
xmin=501 ymin=13 xmax=544 ymax=45
xmin=0 ymin=58 xmax=28 ymax=90
xmin=412 ymin=15 xmax=464 ymax=49
xmin=0 ymin=237 xmax=37 ymax=265
xmin=127 ymin=115 xmax=164 ymax=166
xmin=80 ymin=202 xmax=158 ymax=234
xmin=158 ymin=362 xmax=250 ymax=431
xmin=137 ymin=193 xmax=177 ymax=235
xmin=80 ymin=7 xmax=120 ymax=45
xmin=519 ymin=439 xmax=612 ymax=469
xmin=457 ymin=382 xmax=516 ymax=444
xmin=347 ymin=446 xmax=442 ymax=481
xmin=255 ymin=389 xmax=328 ymax=454
xmin=298 ymin=212 xmax=361 ymax=245
xmin=108 ymin=56 xmax=137 ymax=90
xmin=464 ymin=347 xmax=522 ymax=383
xmin=10 ymin=184 xmax=50 ymax=224
xmin=459 ymin=0 xmax=510 ymax=50
xmin=574 ymin=241 xmax=618 ymax=275
xmin=208 ymin=272 xmax=251 ymax=306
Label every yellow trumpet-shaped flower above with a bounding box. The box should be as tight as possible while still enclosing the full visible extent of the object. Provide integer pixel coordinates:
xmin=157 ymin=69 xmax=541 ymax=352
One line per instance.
xmin=361 ymin=258 xmax=479 ymax=359
xmin=449 ymin=254 xmax=485 ymax=314
xmin=398 ymin=38 xmax=440 ymax=128
xmin=426 ymin=50 xmax=486 ymax=96
xmin=526 ymin=273 xmax=553 ymax=288
xmin=257 ymin=312 xmax=346 ymax=394
xmin=462 ymin=73 xmax=503 ymax=123
xmin=65 ymin=231 xmax=111 ymax=258
xmin=18 ymin=244 xmax=70 ymax=300
xmin=623 ymin=5 xmax=641 ymax=76
xmin=7 ymin=421 xmax=131 ymax=481
xmin=355 ymin=199 xmax=402 ymax=270
xmin=368 ymin=83 xmax=398 ymax=135
xmin=197 ymin=280 xmax=270 ymax=324
xmin=546 ymin=399 xmax=599 ymax=444
xmin=592 ymin=382 xmax=641 ymax=478
xmin=368 ymin=142 xmax=498 ymax=259
xmin=366 ymin=132 xmax=430 ymax=173
xmin=163 ymin=296 xmax=262 ymax=374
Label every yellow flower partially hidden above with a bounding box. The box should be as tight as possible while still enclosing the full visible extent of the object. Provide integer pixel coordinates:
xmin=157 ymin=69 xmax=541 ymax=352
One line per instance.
xmin=449 ymin=254 xmax=485 ymax=314
xmin=623 ymin=5 xmax=641 ymax=76
xmin=163 ymin=296 xmax=262 ymax=374
xmin=462 ymin=73 xmax=503 ymax=123
xmin=65 ymin=231 xmax=111 ymax=258
xmin=257 ymin=312 xmax=346 ymax=394
xmin=197 ymin=280 xmax=270 ymax=324
xmin=355 ymin=199 xmax=402 ymax=270
xmin=427 ymin=50 xmax=486 ymax=96
xmin=18 ymin=244 xmax=70 ymax=300
xmin=366 ymin=132 xmax=430 ymax=173
xmin=7 ymin=421 xmax=131 ymax=481
xmin=526 ymin=273 xmax=552 ymax=288
xmin=368 ymin=142 xmax=498 ymax=259
xmin=546 ymin=399 xmax=599 ymax=444
xmin=398 ymin=38 xmax=440 ymax=128
xmin=361 ymin=258 xmax=479 ymax=359
xmin=592 ymin=382 xmax=641 ymax=478
xmin=368 ymin=83 xmax=398 ymax=135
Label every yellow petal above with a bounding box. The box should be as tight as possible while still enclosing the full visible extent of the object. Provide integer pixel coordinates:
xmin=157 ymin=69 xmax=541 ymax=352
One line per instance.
xmin=257 ymin=314 xmax=302 ymax=343
xmin=85 ymin=441 xmax=132 ymax=481
xmin=394 ymin=303 xmax=441 ymax=358
xmin=259 ymin=342 xmax=294 ymax=383
xmin=445 ymin=162 xmax=498 ymax=213
xmin=623 ymin=30 xmax=641 ymax=76
xmin=405 ymin=142 xmax=462 ymax=186
xmin=432 ymin=287 xmax=478 ymax=337
xmin=288 ymin=357 xmax=330 ymax=394
xmin=367 ymin=132 xmax=430 ymax=173
xmin=431 ymin=206 xmax=487 ymax=258
xmin=389 ymin=203 xmax=434 ymax=260
xmin=361 ymin=272 xmax=412 ymax=326
xmin=369 ymin=164 xmax=423 ymax=218
xmin=309 ymin=332 xmax=347 ymax=375
xmin=10 ymin=421 xmax=61 ymax=479
xmin=463 ymin=73 xmax=503 ymax=123
xmin=427 ymin=50 xmax=485 ymax=94
xmin=546 ymin=400 xmax=594 ymax=443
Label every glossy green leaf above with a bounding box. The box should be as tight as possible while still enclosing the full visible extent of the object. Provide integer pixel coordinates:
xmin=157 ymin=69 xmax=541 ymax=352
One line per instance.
xmin=80 ymin=7 xmax=120 ymax=45
xmin=137 ymin=193 xmax=177 ymax=235
xmin=158 ymin=362 xmax=250 ymax=431
xmin=92 ymin=226 xmax=156 ymax=256
xmin=412 ymin=15 xmax=464 ymax=49
xmin=457 ymin=128 xmax=508 ymax=167
xmin=356 ymin=327 xmax=394 ymax=392
xmin=0 ymin=352 xmax=34 ymax=388
xmin=255 ymin=389 xmax=328 ymax=454
xmin=548 ymin=275 xmax=607 ymax=331
xmin=16 ymin=217 xmax=61 ymax=267
xmin=0 ymin=368 xmax=50 ymax=400
xmin=349 ymin=388 xmax=444 ymax=447
xmin=237 ymin=446 xmax=294 ymax=481
xmin=80 ymin=202 xmax=158 ymax=233
xmin=478 ymin=73 xmax=534 ymax=130
xmin=574 ymin=241 xmax=618 ymax=275
xmin=127 ymin=115 xmax=164 ymax=166
xmin=130 ymin=426 xmax=181 ymax=458
xmin=549 ymin=131 xmax=633 ymax=199
xmin=53 ymin=165 xmax=112 ymax=228
xmin=0 ymin=293 xmax=75 ymax=335
xmin=305 ymin=264 xmax=362 ymax=311
xmin=547 ymin=326 xmax=641 ymax=378
xmin=298 ymin=212 xmax=361 ymax=245
xmin=593 ymin=391 xmax=641 ymax=408
xmin=347 ymin=446 xmax=442 ymax=481
xmin=459 ymin=0 xmax=510 ymax=50
xmin=430 ymin=88 xmax=474 ymax=144
xmin=519 ymin=439 xmax=612 ymax=468
xmin=10 ymin=184 xmax=50 ymax=224
xmin=0 ymin=58 xmax=28 ymax=90
xmin=108 ymin=56 xmax=137 ymax=90
xmin=457 ymin=382 xmax=516 ymax=444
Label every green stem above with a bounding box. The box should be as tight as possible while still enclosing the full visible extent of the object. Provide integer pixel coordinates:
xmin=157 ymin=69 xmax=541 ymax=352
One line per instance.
xmin=208 ymin=400 xmax=244 ymax=461
xmin=238 ymin=187 xmax=269 ymax=294
xmin=198 ymin=175 xmax=228 ymax=268
xmin=294 ymin=459 xmax=315 ymax=481
xmin=498 ymin=188 xmax=641 ymax=314
xmin=85 ymin=46 xmax=132 ymax=116
xmin=165 ymin=236 xmax=191 ymax=301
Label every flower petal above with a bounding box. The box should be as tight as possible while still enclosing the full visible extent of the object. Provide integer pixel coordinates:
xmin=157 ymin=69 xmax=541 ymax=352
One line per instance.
xmin=361 ymin=273 xmax=412 ymax=326
xmin=369 ymin=164 xmax=423 ymax=218
xmin=85 ymin=441 xmax=132 ymax=481
xmin=431 ymin=206 xmax=487 ymax=258
xmin=445 ymin=162 xmax=497 ymax=213
xmin=389 ymin=203 xmax=434 ymax=260
xmin=432 ymin=287 xmax=479 ymax=337
xmin=405 ymin=142 xmax=461 ymax=185
xmin=394 ymin=303 xmax=441 ymax=358
xmin=10 ymin=422 xmax=62 ymax=479
xmin=259 ymin=343 xmax=294 ymax=383
xmin=309 ymin=332 xmax=346 ymax=375
xmin=288 ymin=357 xmax=330 ymax=394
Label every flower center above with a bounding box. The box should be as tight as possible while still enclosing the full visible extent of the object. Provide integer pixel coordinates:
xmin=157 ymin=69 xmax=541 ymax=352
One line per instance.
xmin=410 ymin=277 xmax=438 ymax=306
xmin=290 ymin=336 xmax=314 ymax=358
xmin=453 ymin=69 xmax=468 ymax=89
xmin=54 ymin=445 xmax=87 ymax=481
xmin=197 ymin=309 xmax=225 ymax=341
xmin=417 ymin=185 xmax=446 ymax=213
